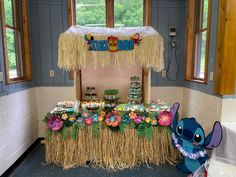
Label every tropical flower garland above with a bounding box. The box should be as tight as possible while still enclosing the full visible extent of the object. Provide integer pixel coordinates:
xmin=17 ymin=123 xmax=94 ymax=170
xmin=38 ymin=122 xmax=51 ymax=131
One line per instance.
xmin=172 ymin=133 xmax=207 ymax=160
xmin=44 ymin=107 xmax=173 ymax=140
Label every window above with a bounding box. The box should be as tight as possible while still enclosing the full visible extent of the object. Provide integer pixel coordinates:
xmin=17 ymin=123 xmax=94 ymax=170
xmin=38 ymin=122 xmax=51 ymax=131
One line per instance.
xmin=0 ymin=0 xmax=32 ymax=83
xmin=70 ymin=0 xmax=149 ymax=27
xmin=185 ymin=0 xmax=211 ymax=83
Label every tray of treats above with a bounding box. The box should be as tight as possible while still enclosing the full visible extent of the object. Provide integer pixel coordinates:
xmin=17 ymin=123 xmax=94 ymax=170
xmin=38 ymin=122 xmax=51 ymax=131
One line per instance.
xmin=127 ymin=76 xmax=142 ymax=104
xmin=83 ymin=87 xmax=99 ymax=101
xmin=103 ymin=89 xmax=119 ymax=109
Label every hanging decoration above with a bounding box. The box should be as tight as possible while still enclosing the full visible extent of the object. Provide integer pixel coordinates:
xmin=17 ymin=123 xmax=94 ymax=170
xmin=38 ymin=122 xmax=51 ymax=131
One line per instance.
xmin=84 ymin=34 xmax=141 ymax=52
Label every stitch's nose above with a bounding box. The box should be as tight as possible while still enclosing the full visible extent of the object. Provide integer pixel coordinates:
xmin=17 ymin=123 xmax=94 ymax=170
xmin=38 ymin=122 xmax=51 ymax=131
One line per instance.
xmin=183 ymin=129 xmax=193 ymax=141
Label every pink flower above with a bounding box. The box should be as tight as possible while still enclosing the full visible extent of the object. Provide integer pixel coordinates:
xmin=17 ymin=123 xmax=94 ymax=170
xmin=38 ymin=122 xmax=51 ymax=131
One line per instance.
xmin=158 ymin=111 xmax=173 ymax=126
xmin=85 ymin=117 xmax=93 ymax=126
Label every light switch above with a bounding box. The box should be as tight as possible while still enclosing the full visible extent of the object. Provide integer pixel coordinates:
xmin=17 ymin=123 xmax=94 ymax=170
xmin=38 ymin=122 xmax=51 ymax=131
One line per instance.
xmin=0 ymin=72 xmax=3 ymax=81
xmin=49 ymin=70 xmax=55 ymax=77
xmin=209 ymin=72 xmax=214 ymax=81
xmin=162 ymin=70 xmax=166 ymax=77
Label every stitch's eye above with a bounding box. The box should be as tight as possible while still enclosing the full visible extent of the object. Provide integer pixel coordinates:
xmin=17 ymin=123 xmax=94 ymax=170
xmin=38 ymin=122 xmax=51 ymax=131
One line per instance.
xmin=193 ymin=128 xmax=205 ymax=144
xmin=177 ymin=126 xmax=183 ymax=135
xmin=194 ymin=133 xmax=202 ymax=142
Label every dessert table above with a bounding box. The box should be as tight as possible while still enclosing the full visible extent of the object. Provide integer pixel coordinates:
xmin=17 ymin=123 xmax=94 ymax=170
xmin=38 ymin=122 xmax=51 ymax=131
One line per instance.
xmin=44 ymin=101 xmax=181 ymax=169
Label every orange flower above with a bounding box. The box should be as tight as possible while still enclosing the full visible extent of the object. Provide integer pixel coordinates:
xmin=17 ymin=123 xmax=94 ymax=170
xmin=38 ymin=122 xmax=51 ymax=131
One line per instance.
xmin=129 ymin=112 xmax=136 ymax=119
xmin=105 ymin=111 xmax=121 ymax=127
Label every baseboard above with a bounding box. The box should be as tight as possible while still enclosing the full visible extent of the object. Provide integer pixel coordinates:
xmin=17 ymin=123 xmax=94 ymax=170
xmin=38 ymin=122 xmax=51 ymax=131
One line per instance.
xmin=1 ymin=138 xmax=44 ymax=177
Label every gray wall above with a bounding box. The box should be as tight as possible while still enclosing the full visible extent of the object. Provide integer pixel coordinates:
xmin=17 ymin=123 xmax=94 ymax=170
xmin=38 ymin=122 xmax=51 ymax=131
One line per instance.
xmin=151 ymin=0 xmax=219 ymax=95
xmin=0 ymin=0 xmax=220 ymax=97
xmin=151 ymin=0 xmax=186 ymax=87
xmin=29 ymin=0 xmax=72 ymax=86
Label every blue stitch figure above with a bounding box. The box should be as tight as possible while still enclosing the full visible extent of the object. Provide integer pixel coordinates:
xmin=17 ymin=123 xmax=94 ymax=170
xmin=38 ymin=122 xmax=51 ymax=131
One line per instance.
xmin=169 ymin=103 xmax=223 ymax=174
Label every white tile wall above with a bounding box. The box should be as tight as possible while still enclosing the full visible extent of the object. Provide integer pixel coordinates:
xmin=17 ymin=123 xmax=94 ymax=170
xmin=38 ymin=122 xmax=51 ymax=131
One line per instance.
xmin=182 ymin=88 xmax=222 ymax=134
xmin=0 ymin=88 xmax=38 ymax=176
xmin=36 ymin=87 xmax=75 ymax=137
xmin=221 ymin=98 xmax=236 ymax=122
xmin=151 ymin=86 xmax=183 ymax=117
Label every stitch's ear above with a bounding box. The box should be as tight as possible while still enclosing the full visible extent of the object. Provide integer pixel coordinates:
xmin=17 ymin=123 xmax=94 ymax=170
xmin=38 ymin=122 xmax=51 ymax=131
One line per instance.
xmin=204 ymin=121 xmax=223 ymax=150
xmin=170 ymin=102 xmax=180 ymax=131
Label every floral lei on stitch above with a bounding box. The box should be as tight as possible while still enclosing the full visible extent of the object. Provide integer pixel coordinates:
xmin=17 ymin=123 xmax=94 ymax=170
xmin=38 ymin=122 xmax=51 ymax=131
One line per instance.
xmin=172 ymin=133 xmax=207 ymax=160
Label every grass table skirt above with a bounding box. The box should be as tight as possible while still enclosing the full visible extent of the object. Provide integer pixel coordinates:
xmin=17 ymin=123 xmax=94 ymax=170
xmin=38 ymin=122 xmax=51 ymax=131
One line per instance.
xmin=45 ymin=126 xmax=181 ymax=170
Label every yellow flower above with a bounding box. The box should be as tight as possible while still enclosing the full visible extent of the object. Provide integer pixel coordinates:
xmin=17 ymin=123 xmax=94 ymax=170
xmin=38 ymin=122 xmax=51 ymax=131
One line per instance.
xmin=145 ymin=117 xmax=151 ymax=123
xmin=117 ymin=107 xmax=123 ymax=111
xmin=61 ymin=113 xmax=68 ymax=120
xmin=98 ymin=116 xmax=104 ymax=122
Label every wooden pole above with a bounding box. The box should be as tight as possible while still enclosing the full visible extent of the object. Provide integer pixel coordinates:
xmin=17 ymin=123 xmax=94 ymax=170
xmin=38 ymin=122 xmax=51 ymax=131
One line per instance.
xmin=143 ymin=67 xmax=151 ymax=104
xmin=74 ymin=70 xmax=82 ymax=101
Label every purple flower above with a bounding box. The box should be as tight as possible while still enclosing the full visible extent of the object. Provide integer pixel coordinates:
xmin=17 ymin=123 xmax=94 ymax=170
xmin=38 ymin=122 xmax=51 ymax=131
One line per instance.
xmin=77 ymin=117 xmax=83 ymax=123
xmin=47 ymin=115 xmax=63 ymax=131
xmin=134 ymin=115 xmax=142 ymax=124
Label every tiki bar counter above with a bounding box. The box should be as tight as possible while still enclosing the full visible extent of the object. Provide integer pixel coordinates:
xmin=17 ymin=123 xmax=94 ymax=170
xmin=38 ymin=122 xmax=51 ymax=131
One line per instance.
xmin=44 ymin=26 xmax=180 ymax=169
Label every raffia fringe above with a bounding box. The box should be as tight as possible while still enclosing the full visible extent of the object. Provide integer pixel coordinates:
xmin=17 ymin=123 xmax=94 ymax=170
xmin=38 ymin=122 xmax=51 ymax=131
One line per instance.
xmin=57 ymin=33 xmax=164 ymax=72
xmin=45 ymin=127 xmax=181 ymax=170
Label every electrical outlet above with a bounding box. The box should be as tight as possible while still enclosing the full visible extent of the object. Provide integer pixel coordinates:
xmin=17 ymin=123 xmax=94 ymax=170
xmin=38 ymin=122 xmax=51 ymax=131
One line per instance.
xmin=209 ymin=72 xmax=214 ymax=81
xmin=49 ymin=70 xmax=55 ymax=77
xmin=0 ymin=72 xmax=3 ymax=81
xmin=162 ymin=70 xmax=166 ymax=77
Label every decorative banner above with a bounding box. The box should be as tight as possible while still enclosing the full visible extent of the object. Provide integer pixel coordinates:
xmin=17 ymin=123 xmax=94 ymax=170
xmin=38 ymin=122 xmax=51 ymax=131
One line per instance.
xmin=84 ymin=33 xmax=142 ymax=52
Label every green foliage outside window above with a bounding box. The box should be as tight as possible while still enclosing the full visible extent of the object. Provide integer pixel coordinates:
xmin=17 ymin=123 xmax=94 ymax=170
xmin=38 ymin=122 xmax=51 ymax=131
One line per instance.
xmin=76 ymin=0 xmax=143 ymax=27
xmin=114 ymin=0 xmax=143 ymax=27
xmin=3 ymin=0 xmax=18 ymax=77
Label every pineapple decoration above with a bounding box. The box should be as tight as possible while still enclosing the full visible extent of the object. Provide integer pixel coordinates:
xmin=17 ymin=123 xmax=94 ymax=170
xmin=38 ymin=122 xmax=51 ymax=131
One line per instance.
xmin=127 ymin=76 xmax=142 ymax=104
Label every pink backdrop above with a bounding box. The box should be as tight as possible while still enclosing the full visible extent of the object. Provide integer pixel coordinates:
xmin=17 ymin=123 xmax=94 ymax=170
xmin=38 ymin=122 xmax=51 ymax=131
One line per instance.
xmin=81 ymin=65 xmax=143 ymax=102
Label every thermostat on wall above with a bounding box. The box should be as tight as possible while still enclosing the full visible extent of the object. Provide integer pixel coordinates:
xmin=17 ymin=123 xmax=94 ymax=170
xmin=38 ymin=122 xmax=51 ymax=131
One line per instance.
xmin=169 ymin=26 xmax=176 ymax=37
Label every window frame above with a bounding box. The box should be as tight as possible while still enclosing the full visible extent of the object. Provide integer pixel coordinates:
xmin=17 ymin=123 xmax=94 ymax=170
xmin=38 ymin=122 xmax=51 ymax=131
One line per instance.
xmin=0 ymin=0 xmax=32 ymax=84
xmin=185 ymin=0 xmax=211 ymax=83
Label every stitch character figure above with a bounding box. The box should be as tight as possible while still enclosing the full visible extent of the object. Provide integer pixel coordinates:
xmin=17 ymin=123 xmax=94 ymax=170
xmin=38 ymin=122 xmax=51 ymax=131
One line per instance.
xmin=169 ymin=103 xmax=223 ymax=175
xmin=84 ymin=34 xmax=94 ymax=50
xmin=107 ymin=36 xmax=118 ymax=52
xmin=131 ymin=33 xmax=142 ymax=45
